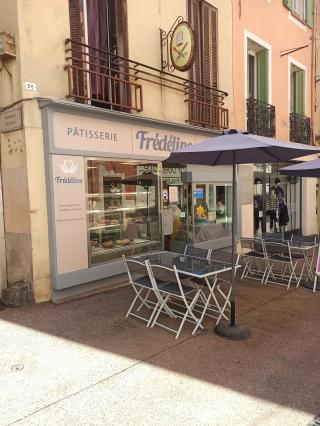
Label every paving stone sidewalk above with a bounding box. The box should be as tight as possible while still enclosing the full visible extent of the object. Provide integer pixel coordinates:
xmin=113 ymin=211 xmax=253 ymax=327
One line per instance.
xmin=1 ymin=279 xmax=320 ymax=425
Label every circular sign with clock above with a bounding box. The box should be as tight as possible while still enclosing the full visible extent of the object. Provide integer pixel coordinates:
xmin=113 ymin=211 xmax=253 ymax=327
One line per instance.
xmin=170 ymin=21 xmax=195 ymax=72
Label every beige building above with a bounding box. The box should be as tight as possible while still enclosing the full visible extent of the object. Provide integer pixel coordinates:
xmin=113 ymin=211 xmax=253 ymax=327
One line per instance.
xmin=0 ymin=0 xmax=240 ymax=303
xmin=0 ymin=0 xmax=317 ymax=303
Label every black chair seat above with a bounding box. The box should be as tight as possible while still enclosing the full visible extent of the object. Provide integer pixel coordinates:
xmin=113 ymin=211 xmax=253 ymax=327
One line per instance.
xmin=160 ymin=282 xmax=196 ymax=297
xmin=135 ymin=276 xmax=153 ymax=288
xmin=270 ymin=254 xmax=291 ymax=262
xmin=245 ymin=251 xmax=265 ymax=258
xmin=290 ymin=252 xmax=305 ymax=260
xmin=189 ymin=277 xmax=207 ymax=286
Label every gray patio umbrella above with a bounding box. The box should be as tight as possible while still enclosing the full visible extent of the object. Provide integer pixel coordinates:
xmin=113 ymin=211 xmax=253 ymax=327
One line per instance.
xmin=164 ymin=129 xmax=320 ymax=340
xmin=279 ymin=158 xmax=320 ymax=177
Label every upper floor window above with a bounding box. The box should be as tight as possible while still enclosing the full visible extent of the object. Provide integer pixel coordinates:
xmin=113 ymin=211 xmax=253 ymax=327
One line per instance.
xmin=247 ymin=40 xmax=269 ymax=104
xmin=284 ymin=0 xmax=313 ymax=27
xmin=68 ymin=0 xmax=129 ymax=110
xmin=290 ymin=63 xmax=305 ymax=115
xmin=292 ymin=0 xmax=306 ymax=20
xmin=188 ymin=0 xmax=218 ymax=89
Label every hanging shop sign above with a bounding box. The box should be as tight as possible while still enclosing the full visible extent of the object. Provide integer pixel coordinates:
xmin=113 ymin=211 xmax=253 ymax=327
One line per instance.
xmin=170 ymin=21 xmax=195 ymax=72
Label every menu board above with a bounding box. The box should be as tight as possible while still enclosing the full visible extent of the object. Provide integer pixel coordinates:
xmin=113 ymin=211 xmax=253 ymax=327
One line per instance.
xmin=169 ymin=186 xmax=179 ymax=203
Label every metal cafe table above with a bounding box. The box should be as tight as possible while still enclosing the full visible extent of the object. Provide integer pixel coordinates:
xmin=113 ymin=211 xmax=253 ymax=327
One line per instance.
xmin=132 ymin=251 xmax=237 ymax=333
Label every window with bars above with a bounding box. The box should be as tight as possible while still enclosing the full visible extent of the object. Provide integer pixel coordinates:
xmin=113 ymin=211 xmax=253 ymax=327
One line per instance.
xmin=68 ymin=0 xmax=129 ymax=110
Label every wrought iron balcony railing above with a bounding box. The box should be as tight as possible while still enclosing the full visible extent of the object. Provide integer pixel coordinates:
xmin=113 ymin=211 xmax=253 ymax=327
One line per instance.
xmin=65 ymin=39 xmax=229 ymax=130
xmin=246 ymin=97 xmax=276 ymax=138
xmin=289 ymin=112 xmax=312 ymax=144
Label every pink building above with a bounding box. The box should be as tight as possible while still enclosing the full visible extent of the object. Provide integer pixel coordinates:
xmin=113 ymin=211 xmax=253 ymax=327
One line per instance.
xmin=232 ymin=0 xmax=317 ymax=236
xmin=233 ymin=0 xmax=313 ymax=142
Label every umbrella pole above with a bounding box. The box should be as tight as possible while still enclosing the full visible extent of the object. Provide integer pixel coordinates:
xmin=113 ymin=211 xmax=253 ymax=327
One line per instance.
xmin=214 ymin=155 xmax=251 ymax=340
xmin=230 ymin=157 xmax=236 ymax=326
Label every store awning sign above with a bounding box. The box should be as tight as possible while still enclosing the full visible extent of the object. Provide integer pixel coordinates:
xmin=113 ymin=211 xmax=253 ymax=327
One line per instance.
xmin=52 ymin=112 xmax=208 ymax=159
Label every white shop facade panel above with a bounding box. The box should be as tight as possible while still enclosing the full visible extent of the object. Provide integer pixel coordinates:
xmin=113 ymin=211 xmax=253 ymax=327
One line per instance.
xmin=40 ymin=100 xmax=238 ymax=300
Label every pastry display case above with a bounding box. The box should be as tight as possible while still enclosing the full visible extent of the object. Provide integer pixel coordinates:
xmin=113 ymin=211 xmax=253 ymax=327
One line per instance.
xmin=87 ymin=159 xmax=162 ymax=264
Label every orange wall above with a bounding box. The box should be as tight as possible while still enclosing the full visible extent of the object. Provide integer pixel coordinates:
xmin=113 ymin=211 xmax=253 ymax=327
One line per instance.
xmin=232 ymin=0 xmax=313 ymax=140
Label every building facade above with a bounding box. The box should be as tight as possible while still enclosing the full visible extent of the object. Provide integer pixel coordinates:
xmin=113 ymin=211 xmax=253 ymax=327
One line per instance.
xmin=0 ymin=0 xmax=317 ymax=303
xmin=232 ymin=0 xmax=317 ymax=238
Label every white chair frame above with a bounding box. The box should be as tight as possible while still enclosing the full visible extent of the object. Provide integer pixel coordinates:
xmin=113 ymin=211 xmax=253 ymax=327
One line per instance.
xmin=240 ymin=237 xmax=267 ymax=284
xmin=146 ymin=261 xmax=204 ymax=339
xmin=263 ymin=241 xmax=305 ymax=289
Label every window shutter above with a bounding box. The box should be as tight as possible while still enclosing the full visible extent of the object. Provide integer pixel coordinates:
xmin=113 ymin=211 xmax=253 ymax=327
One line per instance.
xmin=202 ymin=2 xmax=218 ymax=89
xmin=283 ymin=0 xmax=293 ymax=10
xmin=189 ymin=0 xmax=201 ymax=86
xmin=306 ymin=0 xmax=313 ymax=27
xmin=257 ymin=49 xmax=268 ymax=104
xmin=295 ymin=71 xmax=305 ymax=114
xmin=68 ymin=0 xmax=85 ymax=99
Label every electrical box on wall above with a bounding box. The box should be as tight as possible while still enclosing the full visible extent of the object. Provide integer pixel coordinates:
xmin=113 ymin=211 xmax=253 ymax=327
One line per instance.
xmin=0 ymin=32 xmax=16 ymax=60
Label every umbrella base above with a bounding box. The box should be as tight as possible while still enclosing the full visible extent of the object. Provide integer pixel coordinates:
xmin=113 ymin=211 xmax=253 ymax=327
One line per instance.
xmin=303 ymin=281 xmax=320 ymax=291
xmin=214 ymin=322 xmax=251 ymax=341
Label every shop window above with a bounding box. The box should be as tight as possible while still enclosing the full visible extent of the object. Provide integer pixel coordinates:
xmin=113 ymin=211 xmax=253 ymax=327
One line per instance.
xmin=87 ymin=159 xmax=161 ymax=265
xmin=253 ymin=163 xmax=301 ymax=235
xmin=193 ymin=183 xmax=232 ymax=240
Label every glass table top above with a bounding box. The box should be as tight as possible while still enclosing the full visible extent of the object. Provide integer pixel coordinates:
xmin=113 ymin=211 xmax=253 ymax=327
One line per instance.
xmin=133 ymin=251 xmax=235 ymax=278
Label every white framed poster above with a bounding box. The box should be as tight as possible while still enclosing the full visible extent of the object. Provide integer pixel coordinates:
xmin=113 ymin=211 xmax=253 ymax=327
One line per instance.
xmin=52 ymin=155 xmax=88 ymax=274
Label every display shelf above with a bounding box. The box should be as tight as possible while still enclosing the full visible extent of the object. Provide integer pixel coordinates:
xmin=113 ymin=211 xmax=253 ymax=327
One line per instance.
xmin=90 ymin=239 xmax=160 ymax=256
xmin=87 ymin=191 xmax=148 ymax=198
xmin=88 ymin=206 xmax=150 ymax=213
xmin=89 ymin=224 xmax=121 ymax=231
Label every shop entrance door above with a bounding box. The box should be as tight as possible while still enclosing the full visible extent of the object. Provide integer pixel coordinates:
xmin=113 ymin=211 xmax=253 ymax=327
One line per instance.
xmin=253 ymin=163 xmax=301 ymax=236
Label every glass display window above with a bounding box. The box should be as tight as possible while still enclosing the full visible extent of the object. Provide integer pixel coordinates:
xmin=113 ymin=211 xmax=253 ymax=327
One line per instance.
xmin=87 ymin=159 xmax=162 ymax=264
xmin=193 ymin=183 xmax=232 ymax=229
xmin=253 ymin=163 xmax=301 ymax=235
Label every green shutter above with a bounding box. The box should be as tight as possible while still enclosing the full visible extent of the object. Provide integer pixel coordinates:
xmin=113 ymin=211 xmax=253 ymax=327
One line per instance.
xmin=257 ymin=50 xmax=268 ymax=103
xmin=306 ymin=0 xmax=313 ymax=27
xmin=283 ymin=0 xmax=293 ymax=10
xmin=295 ymin=71 xmax=305 ymax=115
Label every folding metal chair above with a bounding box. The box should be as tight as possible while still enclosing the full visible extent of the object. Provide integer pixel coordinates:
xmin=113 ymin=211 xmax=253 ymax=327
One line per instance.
xmin=123 ymin=255 xmax=163 ymax=327
xmin=184 ymin=244 xmax=210 ymax=259
xmin=262 ymin=232 xmax=284 ymax=242
xmin=240 ymin=237 xmax=267 ymax=284
xmin=264 ymin=241 xmax=305 ymax=289
xmin=182 ymin=245 xmax=210 ymax=290
xmin=146 ymin=261 xmax=203 ymax=339
xmin=207 ymin=249 xmax=240 ymax=322
xmin=291 ymin=235 xmax=318 ymax=282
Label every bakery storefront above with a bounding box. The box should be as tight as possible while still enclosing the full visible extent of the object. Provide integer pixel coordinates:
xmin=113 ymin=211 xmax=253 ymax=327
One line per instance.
xmin=40 ymin=101 xmax=235 ymax=301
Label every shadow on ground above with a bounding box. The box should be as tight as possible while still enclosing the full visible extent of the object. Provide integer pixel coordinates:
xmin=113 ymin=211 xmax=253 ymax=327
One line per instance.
xmin=1 ymin=277 xmax=320 ymax=424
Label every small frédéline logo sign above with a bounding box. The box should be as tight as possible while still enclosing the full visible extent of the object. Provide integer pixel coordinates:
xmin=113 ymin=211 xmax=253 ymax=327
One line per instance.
xmin=55 ymin=159 xmax=83 ymax=184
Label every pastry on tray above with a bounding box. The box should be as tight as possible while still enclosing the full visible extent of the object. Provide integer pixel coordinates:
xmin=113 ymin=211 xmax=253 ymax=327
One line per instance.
xmin=101 ymin=241 xmax=114 ymax=248
xmin=115 ymin=239 xmax=131 ymax=246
